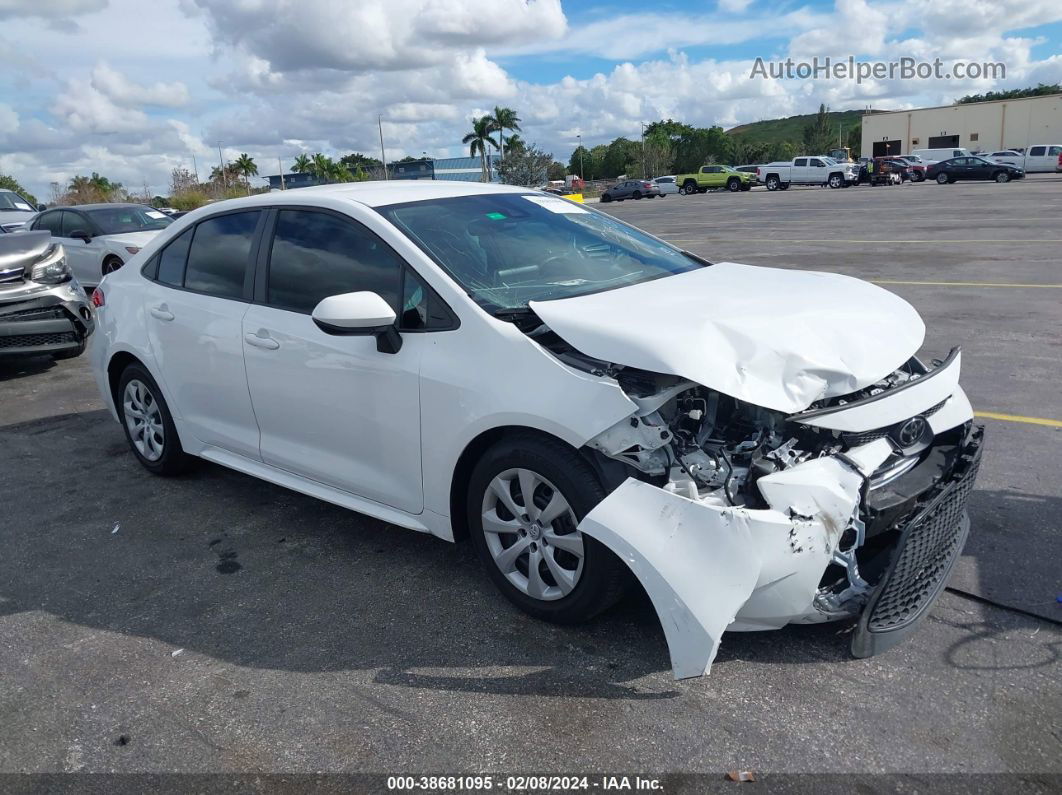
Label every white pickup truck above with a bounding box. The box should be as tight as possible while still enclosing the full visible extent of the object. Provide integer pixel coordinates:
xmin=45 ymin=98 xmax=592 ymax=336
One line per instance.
xmin=756 ymin=156 xmax=859 ymax=191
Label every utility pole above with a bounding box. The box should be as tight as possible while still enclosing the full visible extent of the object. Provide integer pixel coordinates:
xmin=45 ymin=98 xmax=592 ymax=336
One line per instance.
xmin=378 ymin=116 xmax=389 ymax=180
xmin=216 ymin=142 xmax=226 ymax=188
xmin=279 ymin=157 xmax=285 ymax=190
xmin=639 ymin=122 xmax=648 ymax=179
xmin=577 ymin=133 xmax=584 ymax=180
xmin=191 ymin=152 xmax=199 ymax=184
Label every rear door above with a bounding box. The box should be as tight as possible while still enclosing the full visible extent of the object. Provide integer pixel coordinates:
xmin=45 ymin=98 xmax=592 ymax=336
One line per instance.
xmin=241 ymin=207 xmax=430 ymax=513
xmin=792 ymin=158 xmax=808 ymax=182
xmin=142 ymin=209 xmax=265 ymax=459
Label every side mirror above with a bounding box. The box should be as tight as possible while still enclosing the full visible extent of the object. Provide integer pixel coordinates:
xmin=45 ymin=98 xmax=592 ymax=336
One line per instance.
xmin=68 ymin=229 xmax=92 ymax=243
xmin=36 ymin=204 xmax=47 ymax=212
xmin=311 ymin=291 xmax=402 ymax=353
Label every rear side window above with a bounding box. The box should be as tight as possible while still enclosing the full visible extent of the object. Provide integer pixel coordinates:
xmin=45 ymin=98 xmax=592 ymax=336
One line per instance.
xmin=266 ymin=209 xmax=402 ymax=314
xmin=157 ymin=227 xmax=193 ymax=286
xmin=33 ymin=211 xmax=64 ymax=236
xmin=184 ymin=211 xmax=260 ymax=299
xmin=1049 ymin=146 xmax=1062 ymax=156
xmin=794 ymin=158 xmax=807 ymax=166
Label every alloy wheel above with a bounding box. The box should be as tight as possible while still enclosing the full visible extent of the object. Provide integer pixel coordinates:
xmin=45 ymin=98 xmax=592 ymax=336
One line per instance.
xmin=123 ymin=379 xmax=165 ymax=461
xmin=480 ymin=467 xmax=584 ymax=601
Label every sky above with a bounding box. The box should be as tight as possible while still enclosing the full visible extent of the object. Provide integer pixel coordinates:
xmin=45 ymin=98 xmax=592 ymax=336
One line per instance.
xmin=1 ymin=0 xmax=1060 ymax=198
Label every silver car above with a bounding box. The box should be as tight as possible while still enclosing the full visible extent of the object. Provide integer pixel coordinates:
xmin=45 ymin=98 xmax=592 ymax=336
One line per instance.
xmin=0 ymin=231 xmax=94 ymax=361
xmin=600 ymin=179 xmax=661 ymax=202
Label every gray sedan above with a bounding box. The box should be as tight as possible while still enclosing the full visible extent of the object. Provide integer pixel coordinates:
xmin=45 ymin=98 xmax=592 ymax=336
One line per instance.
xmin=600 ymin=179 xmax=661 ymax=202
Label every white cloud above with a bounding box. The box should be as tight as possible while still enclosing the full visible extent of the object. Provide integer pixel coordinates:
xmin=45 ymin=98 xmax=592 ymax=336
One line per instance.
xmin=91 ymin=63 xmax=189 ymax=108
xmin=0 ymin=0 xmax=106 ymax=19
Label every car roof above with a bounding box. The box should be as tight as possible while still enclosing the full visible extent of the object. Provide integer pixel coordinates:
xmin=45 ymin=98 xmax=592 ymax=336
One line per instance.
xmin=196 ymin=181 xmax=537 ymax=212
xmin=52 ymin=203 xmax=152 ymax=211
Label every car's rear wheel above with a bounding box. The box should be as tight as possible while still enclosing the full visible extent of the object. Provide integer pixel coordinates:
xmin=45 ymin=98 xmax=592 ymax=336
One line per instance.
xmin=102 ymin=256 xmax=123 ymax=276
xmin=994 ymin=171 xmax=1010 ymax=183
xmin=936 ymin=172 xmax=949 ymax=184
xmin=682 ymin=181 xmax=697 ymax=195
xmin=467 ymin=434 xmax=628 ymax=624
xmin=117 ymin=364 xmax=193 ymax=476
xmin=765 ymin=175 xmax=780 ymax=191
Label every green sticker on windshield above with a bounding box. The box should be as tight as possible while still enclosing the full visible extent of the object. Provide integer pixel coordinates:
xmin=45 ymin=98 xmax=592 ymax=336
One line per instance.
xmin=486 ymin=212 xmax=506 ymax=220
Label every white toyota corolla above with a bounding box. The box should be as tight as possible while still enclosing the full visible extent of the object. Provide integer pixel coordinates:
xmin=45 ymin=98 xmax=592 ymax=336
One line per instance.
xmin=90 ymin=182 xmax=983 ymax=678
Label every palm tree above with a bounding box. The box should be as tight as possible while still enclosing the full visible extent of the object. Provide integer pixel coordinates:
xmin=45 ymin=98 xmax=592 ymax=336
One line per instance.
xmin=232 ymin=153 xmax=258 ymax=194
xmin=504 ymin=133 xmax=526 ymax=156
xmin=462 ymin=115 xmax=498 ymax=182
xmin=327 ymin=161 xmax=352 ymax=183
xmin=490 ymin=106 xmax=521 ymax=161
xmin=292 ymin=154 xmax=312 ymax=174
xmin=310 ymin=152 xmax=332 ymax=182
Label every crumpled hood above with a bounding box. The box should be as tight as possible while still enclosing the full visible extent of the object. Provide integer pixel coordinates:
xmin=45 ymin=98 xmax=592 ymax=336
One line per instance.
xmin=529 ymin=261 xmax=926 ymax=413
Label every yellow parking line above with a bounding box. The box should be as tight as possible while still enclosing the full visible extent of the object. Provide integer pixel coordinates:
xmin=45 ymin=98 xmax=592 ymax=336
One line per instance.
xmin=872 ymin=280 xmax=1062 ymax=288
xmin=975 ymin=411 xmax=1062 ymax=428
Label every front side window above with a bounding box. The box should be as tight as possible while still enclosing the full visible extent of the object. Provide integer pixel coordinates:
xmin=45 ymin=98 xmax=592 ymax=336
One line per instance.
xmin=0 ymin=191 xmax=33 ymax=211
xmin=810 ymin=159 xmax=824 ymax=167
xmin=266 ymin=209 xmax=401 ymax=314
xmin=85 ymin=205 xmax=173 ymax=234
xmin=378 ymin=193 xmax=703 ymax=314
xmin=184 ymin=211 xmax=260 ymax=299
xmin=61 ymin=211 xmax=90 ymax=237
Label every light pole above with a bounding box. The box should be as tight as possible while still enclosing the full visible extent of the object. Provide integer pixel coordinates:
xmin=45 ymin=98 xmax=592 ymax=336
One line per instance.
xmin=216 ymin=141 xmax=226 ymax=189
xmin=378 ymin=115 xmax=389 ymax=180
xmin=577 ymin=134 xmax=584 ymax=180
xmin=639 ymin=122 xmax=647 ymax=179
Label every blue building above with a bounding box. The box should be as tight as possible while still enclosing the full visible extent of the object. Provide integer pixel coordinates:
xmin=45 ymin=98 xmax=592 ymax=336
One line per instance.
xmin=264 ymin=153 xmax=501 ymax=190
xmin=430 ymin=155 xmax=501 ymax=182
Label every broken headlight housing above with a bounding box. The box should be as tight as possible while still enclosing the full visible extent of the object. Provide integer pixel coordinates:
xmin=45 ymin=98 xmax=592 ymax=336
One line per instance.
xmin=30 ymin=243 xmax=72 ymax=285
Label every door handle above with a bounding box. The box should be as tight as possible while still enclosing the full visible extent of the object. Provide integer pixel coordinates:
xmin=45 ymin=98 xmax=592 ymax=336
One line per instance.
xmin=149 ymin=305 xmax=174 ymax=321
xmin=245 ymin=332 xmax=280 ymax=350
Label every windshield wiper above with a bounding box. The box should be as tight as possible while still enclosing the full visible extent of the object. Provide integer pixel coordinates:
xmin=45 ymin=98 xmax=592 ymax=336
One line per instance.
xmin=681 ymin=250 xmax=713 ymax=267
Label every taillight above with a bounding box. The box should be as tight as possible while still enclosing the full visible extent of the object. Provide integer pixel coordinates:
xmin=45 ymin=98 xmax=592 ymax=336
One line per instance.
xmin=91 ymin=287 xmax=105 ymax=308
xmin=1058 ymin=152 xmax=1062 ymax=167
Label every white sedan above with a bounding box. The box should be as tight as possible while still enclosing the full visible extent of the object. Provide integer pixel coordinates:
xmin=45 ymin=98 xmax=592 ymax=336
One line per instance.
xmin=89 ymin=182 xmax=982 ymax=678
xmin=27 ymin=203 xmax=173 ymax=287
xmin=651 ymin=176 xmax=680 ymax=194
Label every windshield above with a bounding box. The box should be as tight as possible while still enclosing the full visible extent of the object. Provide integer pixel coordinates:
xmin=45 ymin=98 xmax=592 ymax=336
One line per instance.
xmin=86 ymin=205 xmax=173 ymax=234
xmin=378 ymin=193 xmax=704 ymax=312
xmin=0 ymin=191 xmax=34 ymax=212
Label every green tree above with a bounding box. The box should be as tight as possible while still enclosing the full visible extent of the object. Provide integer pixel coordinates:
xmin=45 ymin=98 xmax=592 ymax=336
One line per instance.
xmin=0 ymin=174 xmax=38 ymax=207
xmin=490 ymin=106 xmax=522 ymax=160
xmin=567 ymin=145 xmax=590 ymax=178
xmin=339 ymin=152 xmax=383 ymax=171
xmin=292 ymin=154 xmax=312 ymax=173
xmin=957 ymin=83 xmax=1061 ymax=104
xmin=462 ymin=115 xmax=499 ymax=181
xmin=496 ymin=143 xmax=553 ymax=187
xmin=547 ymin=161 xmax=566 ymax=181
xmin=802 ymin=103 xmax=835 ymax=156
xmin=672 ymin=126 xmax=729 ymax=173
xmin=232 ymin=153 xmax=258 ymax=194
xmin=504 ymin=133 xmax=526 ymax=156
xmin=601 ymin=137 xmax=640 ymax=178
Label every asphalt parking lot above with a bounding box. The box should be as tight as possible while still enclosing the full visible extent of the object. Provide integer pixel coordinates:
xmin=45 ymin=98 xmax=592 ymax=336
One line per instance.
xmin=1 ymin=176 xmax=1060 ymax=782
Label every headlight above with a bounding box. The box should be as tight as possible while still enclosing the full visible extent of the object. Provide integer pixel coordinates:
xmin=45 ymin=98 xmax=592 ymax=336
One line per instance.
xmin=31 ymin=243 xmax=71 ymax=285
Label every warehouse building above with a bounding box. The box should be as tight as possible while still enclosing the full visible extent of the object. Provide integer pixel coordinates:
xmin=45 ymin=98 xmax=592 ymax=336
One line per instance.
xmin=861 ymin=93 xmax=1062 ymax=156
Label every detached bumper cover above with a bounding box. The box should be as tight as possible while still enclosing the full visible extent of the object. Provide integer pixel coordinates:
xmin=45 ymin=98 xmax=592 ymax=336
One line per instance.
xmin=851 ymin=424 xmax=983 ymax=657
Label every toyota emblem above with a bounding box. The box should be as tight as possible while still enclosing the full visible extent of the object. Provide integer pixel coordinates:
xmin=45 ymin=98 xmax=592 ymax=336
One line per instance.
xmin=895 ymin=415 xmax=929 ymax=448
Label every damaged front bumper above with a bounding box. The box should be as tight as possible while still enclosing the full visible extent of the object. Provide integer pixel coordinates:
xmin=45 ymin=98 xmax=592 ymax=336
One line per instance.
xmin=578 ymin=418 xmax=984 ymax=680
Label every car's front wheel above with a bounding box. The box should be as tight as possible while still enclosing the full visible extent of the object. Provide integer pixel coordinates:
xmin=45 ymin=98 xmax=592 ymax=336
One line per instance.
xmin=994 ymin=171 xmax=1010 ymax=183
xmin=117 ymin=364 xmax=193 ymax=476
xmin=467 ymin=434 xmax=628 ymax=624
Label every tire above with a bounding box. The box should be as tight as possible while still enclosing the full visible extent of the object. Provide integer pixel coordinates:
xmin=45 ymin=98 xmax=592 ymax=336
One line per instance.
xmin=600 ymin=193 xmax=612 ymax=203
xmin=632 ymin=191 xmax=642 ymax=200
xmin=936 ymin=172 xmax=949 ymax=184
xmin=467 ymin=434 xmax=629 ymax=624
xmin=765 ymin=175 xmax=780 ymax=191
xmin=726 ymin=178 xmax=740 ymax=192
xmin=682 ymin=181 xmax=698 ymax=195
xmin=102 ymin=256 xmax=123 ymax=276
xmin=117 ymin=363 xmax=194 ymax=476
xmin=828 ymin=173 xmax=843 ymax=189
xmin=994 ymin=171 xmax=1010 ymax=183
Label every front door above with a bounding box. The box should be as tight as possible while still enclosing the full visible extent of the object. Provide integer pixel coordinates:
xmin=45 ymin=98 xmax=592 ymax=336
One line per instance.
xmin=143 ymin=210 xmax=264 ymax=459
xmin=241 ymin=208 xmax=425 ymax=513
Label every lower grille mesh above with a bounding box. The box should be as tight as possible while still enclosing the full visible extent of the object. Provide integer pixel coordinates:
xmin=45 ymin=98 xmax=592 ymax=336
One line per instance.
xmin=0 ymin=331 xmax=77 ymax=350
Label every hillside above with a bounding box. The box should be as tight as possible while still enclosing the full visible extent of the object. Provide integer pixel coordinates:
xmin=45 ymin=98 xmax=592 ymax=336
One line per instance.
xmin=727 ymin=109 xmax=874 ymax=145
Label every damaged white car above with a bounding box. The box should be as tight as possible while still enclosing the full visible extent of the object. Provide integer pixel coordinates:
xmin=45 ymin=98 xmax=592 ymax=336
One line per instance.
xmin=90 ymin=182 xmax=983 ymax=678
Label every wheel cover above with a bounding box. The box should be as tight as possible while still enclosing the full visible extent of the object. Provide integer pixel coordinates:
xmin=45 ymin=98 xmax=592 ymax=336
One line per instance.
xmin=123 ymin=379 xmax=165 ymax=462
xmin=481 ymin=467 xmax=584 ymax=601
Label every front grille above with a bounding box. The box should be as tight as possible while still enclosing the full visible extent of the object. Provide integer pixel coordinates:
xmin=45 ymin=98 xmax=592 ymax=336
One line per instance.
xmin=865 ymin=428 xmax=982 ymax=633
xmin=0 ymin=331 xmax=77 ymax=350
xmin=843 ymin=398 xmax=948 ymax=448
xmin=0 ymin=306 xmax=65 ymax=322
